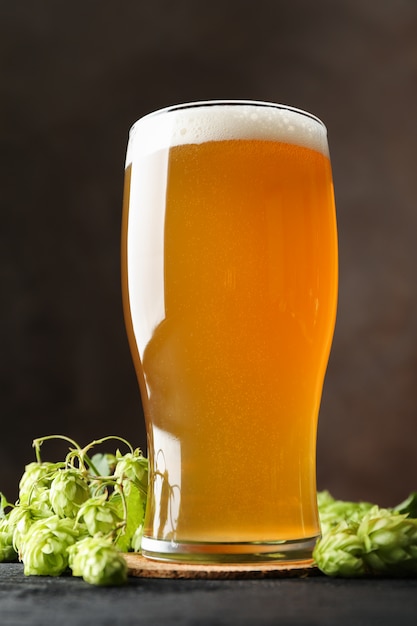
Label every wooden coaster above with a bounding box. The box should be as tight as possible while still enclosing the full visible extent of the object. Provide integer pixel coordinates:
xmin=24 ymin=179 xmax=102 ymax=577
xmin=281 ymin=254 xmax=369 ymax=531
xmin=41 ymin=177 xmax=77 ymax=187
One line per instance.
xmin=124 ymin=553 xmax=319 ymax=579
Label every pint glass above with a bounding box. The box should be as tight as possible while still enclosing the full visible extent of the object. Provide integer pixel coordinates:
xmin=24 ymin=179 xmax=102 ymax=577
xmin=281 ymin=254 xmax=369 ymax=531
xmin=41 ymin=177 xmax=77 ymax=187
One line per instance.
xmin=121 ymin=100 xmax=338 ymax=563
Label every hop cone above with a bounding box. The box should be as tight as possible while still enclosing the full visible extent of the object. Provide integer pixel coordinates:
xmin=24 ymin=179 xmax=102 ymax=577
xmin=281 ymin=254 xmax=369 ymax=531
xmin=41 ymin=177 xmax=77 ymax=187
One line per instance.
xmin=26 ymin=486 xmax=53 ymax=517
xmin=8 ymin=506 xmax=34 ymax=553
xmin=318 ymin=490 xmax=373 ymax=536
xmin=20 ymin=515 xmax=80 ymax=576
xmin=358 ymin=507 xmax=417 ymax=575
xmin=114 ymin=450 xmax=148 ymax=494
xmin=68 ymin=536 xmax=127 ymax=586
xmin=19 ymin=462 xmax=62 ymax=505
xmin=0 ymin=517 xmax=17 ymax=562
xmin=50 ymin=469 xmax=90 ymax=518
xmin=77 ymin=495 xmax=123 ymax=537
xmin=313 ymin=521 xmax=366 ymax=577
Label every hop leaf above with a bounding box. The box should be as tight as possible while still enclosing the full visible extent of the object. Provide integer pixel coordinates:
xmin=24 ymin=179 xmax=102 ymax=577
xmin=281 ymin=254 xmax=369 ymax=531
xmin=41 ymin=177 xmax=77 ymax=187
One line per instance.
xmin=50 ymin=469 xmax=90 ymax=518
xmin=112 ymin=481 xmax=146 ymax=552
xmin=112 ymin=450 xmax=148 ymax=551
xmin=130 ymin=523 xmax=144 ymax=552
xmin=20 ymin=515 xmax=81 ymax=576
xmin=89 ymin=453 xmax=116 ymax=477
xmin=77 ymin=495 xmax=123 ymax=537
xmin=68 ymin=536 xmax=127 ymax=586
xmin=394 ymin=492 xmax=417 ymax=518
xmin=313 ymin=521 xmax=366 ymax=577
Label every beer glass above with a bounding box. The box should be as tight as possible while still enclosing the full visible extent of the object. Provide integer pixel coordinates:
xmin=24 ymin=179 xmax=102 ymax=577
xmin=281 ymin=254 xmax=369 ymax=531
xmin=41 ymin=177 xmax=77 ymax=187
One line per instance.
xmin=121 ymin=100 xmax=338 ymax=563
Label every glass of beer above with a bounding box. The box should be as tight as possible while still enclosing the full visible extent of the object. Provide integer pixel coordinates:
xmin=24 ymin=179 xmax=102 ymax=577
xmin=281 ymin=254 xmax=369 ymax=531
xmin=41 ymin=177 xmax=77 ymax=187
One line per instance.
xmin=121 ymin=100 xmax=338 ymax=563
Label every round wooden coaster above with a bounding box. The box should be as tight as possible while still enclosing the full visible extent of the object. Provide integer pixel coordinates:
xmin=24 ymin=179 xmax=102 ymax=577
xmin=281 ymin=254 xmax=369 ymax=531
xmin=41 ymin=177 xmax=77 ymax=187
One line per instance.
xmin=124 ymin=553 xmax=319 ymax=579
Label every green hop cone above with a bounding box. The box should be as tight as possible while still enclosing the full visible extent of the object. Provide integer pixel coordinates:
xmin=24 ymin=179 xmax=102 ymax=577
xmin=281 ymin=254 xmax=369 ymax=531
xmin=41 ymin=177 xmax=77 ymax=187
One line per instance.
xmin=25 ymin=486 xmax=53 ymax=517
xmin=77 ymin=495 xmax=123 ymax=537
xmin=50 ymin=469 xmax=90 ymax=518
xmin=114 ymin=449 xmax=148 ymax=494
xmin=318 ymin=490 xmax=374 ymax=536
xmin=20 ymin=515 xmax=81 ymax=576
xmin=8 ymin=506 xmax=34 ymax=554
xmin=313 ymin=520 xmax=366 ymax=577
xmin=0 ymin=517 xmax=18 ymax=562
xmin=358 ymin=506 xmax=417 ymax=575
xmin=18 ymin=462 xmax=62 ymax=505
xmin=9 ymin=502 xmax=54 ymax=554
xmin=68 ymin=536 xmax=128 ymax=586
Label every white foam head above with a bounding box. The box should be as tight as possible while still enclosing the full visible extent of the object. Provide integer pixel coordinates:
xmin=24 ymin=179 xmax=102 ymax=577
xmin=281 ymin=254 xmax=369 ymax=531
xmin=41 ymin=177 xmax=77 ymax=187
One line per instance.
xmin=126 ymin=101 xmax=329 ymax=165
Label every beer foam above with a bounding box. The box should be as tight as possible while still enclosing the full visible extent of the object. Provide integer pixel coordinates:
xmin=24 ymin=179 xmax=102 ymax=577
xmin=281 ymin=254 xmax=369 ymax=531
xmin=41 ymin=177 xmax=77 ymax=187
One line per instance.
xmin=126 ymin=101 xmax=329 ymax=164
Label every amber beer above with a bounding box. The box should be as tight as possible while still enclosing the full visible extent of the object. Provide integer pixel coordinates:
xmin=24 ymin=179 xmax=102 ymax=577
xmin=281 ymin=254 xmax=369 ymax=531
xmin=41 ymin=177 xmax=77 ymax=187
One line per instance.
xmin=121 ymin=101 xmax=338 ymax=562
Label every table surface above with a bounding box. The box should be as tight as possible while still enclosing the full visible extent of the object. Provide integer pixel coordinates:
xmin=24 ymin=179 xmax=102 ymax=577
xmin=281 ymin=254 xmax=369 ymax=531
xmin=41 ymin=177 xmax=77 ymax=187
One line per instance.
xmin=1 ymin=563 xmax=417 ymax=626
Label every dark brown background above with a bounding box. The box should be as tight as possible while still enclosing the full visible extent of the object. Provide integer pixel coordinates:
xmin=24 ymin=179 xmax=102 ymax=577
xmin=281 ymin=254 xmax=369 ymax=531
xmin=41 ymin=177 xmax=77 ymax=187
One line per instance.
xmin=1 ymin=0 xmax=416 ymax=506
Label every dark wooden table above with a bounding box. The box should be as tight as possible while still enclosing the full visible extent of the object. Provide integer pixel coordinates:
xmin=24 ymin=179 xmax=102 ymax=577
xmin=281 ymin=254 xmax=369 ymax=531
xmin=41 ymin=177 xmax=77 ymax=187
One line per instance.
xmin=1 ymin=562 xmax=417 ymax=626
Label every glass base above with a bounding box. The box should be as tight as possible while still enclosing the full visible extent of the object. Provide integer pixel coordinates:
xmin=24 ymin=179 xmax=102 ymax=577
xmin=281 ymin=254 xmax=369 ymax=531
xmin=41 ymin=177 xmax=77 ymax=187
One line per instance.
xmin=140 ymin=536 xmax=319 ymax=564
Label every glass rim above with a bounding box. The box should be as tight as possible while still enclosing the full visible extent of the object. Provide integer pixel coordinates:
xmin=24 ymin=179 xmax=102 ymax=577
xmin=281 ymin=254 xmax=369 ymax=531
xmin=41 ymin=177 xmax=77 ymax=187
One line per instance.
xmin=130 ymin=99 xmax=327 ymax=134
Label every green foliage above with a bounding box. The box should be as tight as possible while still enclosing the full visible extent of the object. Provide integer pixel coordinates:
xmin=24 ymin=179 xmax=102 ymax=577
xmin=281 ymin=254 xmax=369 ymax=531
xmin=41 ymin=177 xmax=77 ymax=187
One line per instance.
xmin=317 ymin=490 xmax=373 ymax=535
xmin=68 ymin=536 xmax=128 ymax=586
xmin=112 ymin=481 xmax=146 ymax=552
xmin=394 ymin=492 xmax=417 ymax=518
xmin=0 ymin=435 xmax=148 ymax=586
xmin=3 ymin=433 xmax=417 ymax=584
xmin=20 ymin=516 xmax=81 ymax=576
xmin=76 ymin=494 xmax=124 ymax=537
xmin=0 ymin=517 xmax=17 ymax=562
xmin=315 ymin=492 xmax=417 ymax=577
xmin=50 ymin=469 xmax=90 ymax=518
